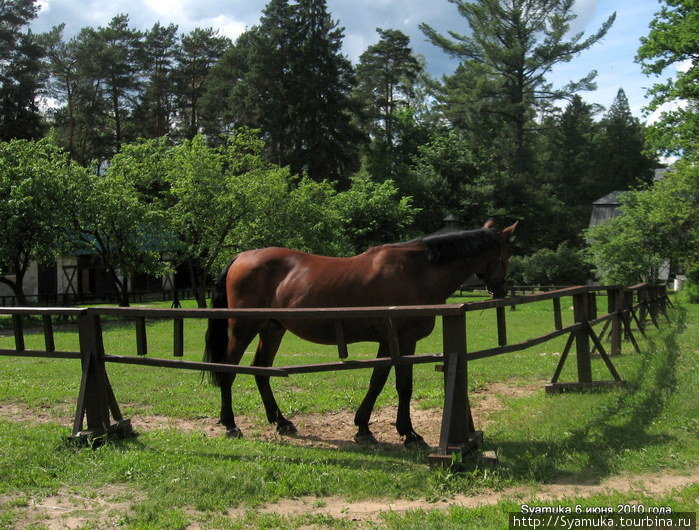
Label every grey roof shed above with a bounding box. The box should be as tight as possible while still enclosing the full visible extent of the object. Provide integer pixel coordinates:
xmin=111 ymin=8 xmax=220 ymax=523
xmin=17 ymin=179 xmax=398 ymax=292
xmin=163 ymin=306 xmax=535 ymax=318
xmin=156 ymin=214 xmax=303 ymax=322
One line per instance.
xmin=589 ymin=191 xmax=627 ymax=227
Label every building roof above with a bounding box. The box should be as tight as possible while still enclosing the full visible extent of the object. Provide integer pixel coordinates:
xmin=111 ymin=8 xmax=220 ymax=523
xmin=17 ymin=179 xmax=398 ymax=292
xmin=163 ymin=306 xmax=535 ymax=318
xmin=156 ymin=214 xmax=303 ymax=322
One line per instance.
xmin=592 ymin=190 xmax=626 ymax=206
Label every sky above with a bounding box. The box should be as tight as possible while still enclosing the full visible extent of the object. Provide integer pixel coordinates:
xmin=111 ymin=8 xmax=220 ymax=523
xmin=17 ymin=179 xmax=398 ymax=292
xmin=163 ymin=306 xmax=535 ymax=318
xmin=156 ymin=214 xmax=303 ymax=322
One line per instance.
xmin=30 ymin=0 xmax=668 ymax=119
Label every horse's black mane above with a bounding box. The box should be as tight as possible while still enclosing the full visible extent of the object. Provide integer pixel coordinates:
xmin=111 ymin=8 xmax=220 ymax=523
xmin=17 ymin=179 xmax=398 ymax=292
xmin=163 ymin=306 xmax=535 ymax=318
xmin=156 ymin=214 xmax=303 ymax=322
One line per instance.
xmin=404 ymin=228 xmax=500 ymax=265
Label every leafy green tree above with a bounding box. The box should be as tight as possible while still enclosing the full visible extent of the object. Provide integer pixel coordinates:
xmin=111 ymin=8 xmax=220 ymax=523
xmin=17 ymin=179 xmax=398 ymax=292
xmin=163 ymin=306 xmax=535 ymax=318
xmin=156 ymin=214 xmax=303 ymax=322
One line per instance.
xmin=585 ymin=161 xmax=699 ymax=283
xmin=229 ymin=174 xmax=351 ymax=258
xmin=405 ymin=129 xmax=493 ymax=232
xmin=421 ymin=0 xmax=615 ymax=177
xmin=0 ymin=139 xmax=77 ymax=303
xmin=508 ymin=243 xmax=592 ymax=286
xmin=332 ymin=173 xmax=417 ymax=254
xmin=636 ymin=0 xmax=699 ymax=158
xmin=63 ymin=152 xmax=168 ymax=307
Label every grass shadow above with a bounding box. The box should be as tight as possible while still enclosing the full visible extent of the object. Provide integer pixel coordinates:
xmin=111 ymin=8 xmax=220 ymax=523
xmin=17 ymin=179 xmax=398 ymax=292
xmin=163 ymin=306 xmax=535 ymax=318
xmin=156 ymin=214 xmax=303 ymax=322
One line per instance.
xmin=479 ymin=306 xmax=688 ymax=483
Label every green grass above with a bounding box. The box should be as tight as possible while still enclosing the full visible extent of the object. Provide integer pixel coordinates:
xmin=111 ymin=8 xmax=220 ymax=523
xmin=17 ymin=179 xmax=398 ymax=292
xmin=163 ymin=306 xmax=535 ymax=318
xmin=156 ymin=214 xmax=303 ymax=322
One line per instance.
xmin=0 ymin=296 xmax=696 ymax=528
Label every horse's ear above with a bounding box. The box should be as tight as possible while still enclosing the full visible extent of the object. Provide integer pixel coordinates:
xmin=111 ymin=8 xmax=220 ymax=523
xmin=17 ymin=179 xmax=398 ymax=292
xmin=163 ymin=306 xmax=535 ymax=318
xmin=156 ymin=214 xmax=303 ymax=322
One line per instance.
xmin=501 ymin=221 xmax=518 ymax=240
xmin=483 ymin=219 xmax=495 ymax=229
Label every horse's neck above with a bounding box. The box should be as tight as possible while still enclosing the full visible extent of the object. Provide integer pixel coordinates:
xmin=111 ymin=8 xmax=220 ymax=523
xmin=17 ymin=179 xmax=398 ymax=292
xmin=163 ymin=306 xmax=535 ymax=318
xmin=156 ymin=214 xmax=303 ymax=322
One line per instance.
xmin=425 ymin=249 xmax=497 ymax=302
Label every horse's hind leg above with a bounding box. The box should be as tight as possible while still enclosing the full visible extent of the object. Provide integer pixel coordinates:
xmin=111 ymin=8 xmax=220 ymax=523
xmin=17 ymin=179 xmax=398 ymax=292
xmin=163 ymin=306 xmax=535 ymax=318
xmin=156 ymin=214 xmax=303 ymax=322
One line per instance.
xmin=220 ymin=319 xmax=261 ymax=438
xmin=354 ymin=342 xmax=391 ymax=444
xmin=252 ymin=322 xmax=296 ymax=435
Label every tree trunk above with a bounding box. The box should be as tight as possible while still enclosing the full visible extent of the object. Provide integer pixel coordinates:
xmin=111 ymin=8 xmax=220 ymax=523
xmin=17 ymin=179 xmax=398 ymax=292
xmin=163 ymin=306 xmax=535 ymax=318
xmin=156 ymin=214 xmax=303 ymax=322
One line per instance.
xmin=105 ymin=264 xmax=130 ymax=307
xmin=119 ymin=275 xmax=130 ymax=307
xmin=0 ymin=274 xmax=27 ymax=306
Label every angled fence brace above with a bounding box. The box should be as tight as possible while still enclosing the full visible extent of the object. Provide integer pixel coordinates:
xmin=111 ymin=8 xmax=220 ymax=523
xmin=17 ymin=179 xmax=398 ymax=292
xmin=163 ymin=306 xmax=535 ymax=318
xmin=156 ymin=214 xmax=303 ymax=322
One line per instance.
xmin=545 ymin=292 xmax=626 ymax=394
xmin=69 ymin=313 xmax=134 ymax=445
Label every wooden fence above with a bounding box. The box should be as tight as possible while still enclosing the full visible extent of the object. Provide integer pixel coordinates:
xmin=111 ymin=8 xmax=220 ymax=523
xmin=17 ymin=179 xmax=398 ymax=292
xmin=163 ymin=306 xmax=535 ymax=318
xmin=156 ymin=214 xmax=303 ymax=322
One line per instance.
xmin=0 ymin=283 xmax=671 ymax=466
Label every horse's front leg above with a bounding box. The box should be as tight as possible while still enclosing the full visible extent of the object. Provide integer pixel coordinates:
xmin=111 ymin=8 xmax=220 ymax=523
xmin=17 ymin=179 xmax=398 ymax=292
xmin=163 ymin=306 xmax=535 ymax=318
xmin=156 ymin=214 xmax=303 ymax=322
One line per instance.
xmin=395 ymin=341 xmax=429 ymax=449
xmin=354 ymin=342 xmax=391 ymax=444
xmin=220 ymin=320 xmax=260 ymax=438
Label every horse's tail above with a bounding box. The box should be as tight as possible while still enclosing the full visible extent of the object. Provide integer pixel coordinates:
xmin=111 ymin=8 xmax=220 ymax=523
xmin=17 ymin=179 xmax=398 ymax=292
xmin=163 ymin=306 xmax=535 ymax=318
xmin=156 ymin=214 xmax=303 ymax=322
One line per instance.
xmin=203 ymin=257 xmax=236 ymax=387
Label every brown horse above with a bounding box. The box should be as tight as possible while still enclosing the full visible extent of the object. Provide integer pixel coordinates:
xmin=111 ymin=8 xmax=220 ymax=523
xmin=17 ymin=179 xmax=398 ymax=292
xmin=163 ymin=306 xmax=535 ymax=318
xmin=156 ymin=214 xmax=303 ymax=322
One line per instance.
xmin=204 ymin=219 xmax=517 ymax=446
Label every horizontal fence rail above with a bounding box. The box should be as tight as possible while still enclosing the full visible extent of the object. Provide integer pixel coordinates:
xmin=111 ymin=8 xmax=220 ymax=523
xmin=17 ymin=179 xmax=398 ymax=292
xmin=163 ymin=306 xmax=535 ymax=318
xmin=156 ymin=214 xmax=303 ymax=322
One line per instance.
xmin=0 ymin=283 xmax=672 ymax=464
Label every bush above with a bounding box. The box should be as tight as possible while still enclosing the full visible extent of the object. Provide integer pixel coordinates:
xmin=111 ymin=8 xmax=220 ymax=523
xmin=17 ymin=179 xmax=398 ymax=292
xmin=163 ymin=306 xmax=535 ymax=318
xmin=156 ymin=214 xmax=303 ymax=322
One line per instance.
xmin=508 ymin=244 xmax=593 ymax=286
xmin=681 ymin=266 xmax=699 ymax=304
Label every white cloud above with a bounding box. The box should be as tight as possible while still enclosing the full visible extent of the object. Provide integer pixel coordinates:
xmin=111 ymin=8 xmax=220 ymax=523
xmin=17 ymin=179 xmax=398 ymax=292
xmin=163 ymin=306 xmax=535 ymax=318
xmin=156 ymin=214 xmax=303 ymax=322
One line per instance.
xmin=144 ymin=0 xmax=187 ymax=18
xmin=37 ymin=0 xmax=51 ymax=14
xmin=200 ymin=15 xmax=248 ymax=40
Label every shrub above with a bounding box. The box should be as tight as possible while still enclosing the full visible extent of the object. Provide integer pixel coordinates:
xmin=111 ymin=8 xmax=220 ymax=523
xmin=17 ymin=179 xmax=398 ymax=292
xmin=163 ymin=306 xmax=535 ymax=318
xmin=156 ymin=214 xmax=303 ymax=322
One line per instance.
xmin=681 ymin=266 xmax=699 ymax=304
xmin=508 ymin=244 xmax=593 ymax=286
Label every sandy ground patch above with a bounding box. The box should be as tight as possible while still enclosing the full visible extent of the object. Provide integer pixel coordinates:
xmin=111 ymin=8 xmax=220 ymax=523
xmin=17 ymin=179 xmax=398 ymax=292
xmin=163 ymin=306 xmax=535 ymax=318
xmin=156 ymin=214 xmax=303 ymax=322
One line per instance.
xmin=1 ymin=486 xmax=138 ymax=529
xmin=0 ymin=379 xmax=543 ymax=450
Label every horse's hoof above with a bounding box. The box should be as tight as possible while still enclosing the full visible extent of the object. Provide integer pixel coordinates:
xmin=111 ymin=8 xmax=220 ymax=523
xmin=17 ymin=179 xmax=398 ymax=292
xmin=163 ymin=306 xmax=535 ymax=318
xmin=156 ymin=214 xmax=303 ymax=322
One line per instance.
xmin=404 ymin=433 xmax=429 ymax=450
xmin=226 ymin=427 xmax=243 ymax=439
xmin=354 ymin=432 xmax=379 ymax=445
xmin=277 ymin=421 xmax=297 ymax=435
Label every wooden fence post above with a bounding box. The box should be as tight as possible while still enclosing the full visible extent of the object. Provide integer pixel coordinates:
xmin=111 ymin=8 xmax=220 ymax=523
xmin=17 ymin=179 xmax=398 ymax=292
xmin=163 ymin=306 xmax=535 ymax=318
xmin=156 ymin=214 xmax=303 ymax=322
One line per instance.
xmin=607 ymin=287 xmax=622 ymax=356
xmin=648 ymin=285 xmax=660 ymax=328
xmin=496 ymin=306 xmax=507 ymax=346
xmin=552 ymin=297 xmax=563 ymax=331
xmin=573 ymin=293 xmax=592 ymax=383
xmin=638 ymin=286 xmax=649 ymax=330
xmin=70 ymin=312 xmax=133 ymax=444
xmin=429 ymin=312 xmax=481 ymax=466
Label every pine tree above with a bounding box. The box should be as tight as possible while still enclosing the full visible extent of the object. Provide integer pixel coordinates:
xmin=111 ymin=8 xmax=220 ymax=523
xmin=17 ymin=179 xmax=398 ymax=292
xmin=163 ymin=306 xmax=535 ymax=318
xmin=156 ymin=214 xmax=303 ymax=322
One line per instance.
xmin=354 ymin=28 xmax=426 ymax=182
xmin=46 ymin=16 xmax=143 ymax=164
xmin=135 ymin=22 xmax=179 ymax=138
xmin=538 ymin=95 xmax=600 ymax=245
xmin=355 ymin=28 xmax=422 ymax=142
xmin=594 ymin=89 xmax=656 ymax=193
xmin=202 ymin=0 xmax=297 ymax=158
xmin=287 ymin=0 xmax=363 ymax=183
xmin=204 ymin=0 xmax=363 ymax=184
xmin=0 ymin=0 xmax=47 ymax=141
xmin=173 ymin=27 xmax=230 ymax=140
xmin=421 ymin=0 xmax=615 ymax=177
xmin=93 ymin=15 xmax=143 ymax=151
xmin=46 ymin=27 xmax=111 ymax=164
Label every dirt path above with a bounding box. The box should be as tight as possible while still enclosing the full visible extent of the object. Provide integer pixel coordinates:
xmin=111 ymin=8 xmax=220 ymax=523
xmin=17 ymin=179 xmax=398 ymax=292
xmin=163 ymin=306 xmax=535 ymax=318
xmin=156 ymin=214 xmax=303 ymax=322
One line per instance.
xmin=230 ymin=470 xmax=698 ymax=523
xmin=5 ymin=469 xmax=697 ymax=529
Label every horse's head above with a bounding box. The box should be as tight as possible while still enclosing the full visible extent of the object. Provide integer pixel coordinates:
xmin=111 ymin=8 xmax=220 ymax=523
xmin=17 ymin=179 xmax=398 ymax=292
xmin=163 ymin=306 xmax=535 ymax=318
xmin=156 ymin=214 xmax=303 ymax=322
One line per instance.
xmin=477 ymin=219 xmax=518 ymax=299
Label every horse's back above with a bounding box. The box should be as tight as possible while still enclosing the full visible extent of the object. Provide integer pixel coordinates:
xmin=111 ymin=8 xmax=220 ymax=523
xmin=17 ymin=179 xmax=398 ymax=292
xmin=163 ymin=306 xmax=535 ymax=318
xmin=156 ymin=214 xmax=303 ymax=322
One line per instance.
xmin=223 ymin=245 xmax=435 ymax=344
xmin=226 ymin=246 xmax=382 ymax=308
